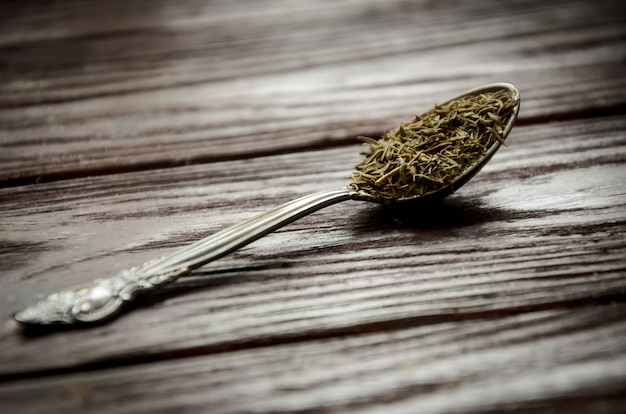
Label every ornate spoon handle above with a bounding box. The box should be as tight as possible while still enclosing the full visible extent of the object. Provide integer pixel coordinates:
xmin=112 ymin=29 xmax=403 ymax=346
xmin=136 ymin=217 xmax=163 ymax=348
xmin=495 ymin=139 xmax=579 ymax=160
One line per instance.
xmin=15 ymin=189 xmax=355 ymax=326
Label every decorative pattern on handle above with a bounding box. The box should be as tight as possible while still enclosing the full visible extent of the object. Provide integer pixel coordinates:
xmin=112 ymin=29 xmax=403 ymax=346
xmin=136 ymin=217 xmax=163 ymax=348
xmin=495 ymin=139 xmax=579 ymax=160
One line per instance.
xmin=14 ymin=189 xmax=358 ymax=327
xmin=14 ymin=259 xmax=190 ymax=325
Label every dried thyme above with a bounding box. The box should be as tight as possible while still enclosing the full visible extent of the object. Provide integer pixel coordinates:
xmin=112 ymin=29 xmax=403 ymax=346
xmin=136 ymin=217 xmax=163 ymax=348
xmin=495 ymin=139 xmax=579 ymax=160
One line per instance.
xmin=349 ymin=90 xmax=516 ymax=201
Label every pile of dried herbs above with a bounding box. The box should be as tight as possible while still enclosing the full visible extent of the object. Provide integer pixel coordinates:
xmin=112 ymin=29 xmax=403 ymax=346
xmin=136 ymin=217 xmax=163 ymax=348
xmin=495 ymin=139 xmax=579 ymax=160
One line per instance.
xmin=349 ymin=90 xmax=516 ymax=201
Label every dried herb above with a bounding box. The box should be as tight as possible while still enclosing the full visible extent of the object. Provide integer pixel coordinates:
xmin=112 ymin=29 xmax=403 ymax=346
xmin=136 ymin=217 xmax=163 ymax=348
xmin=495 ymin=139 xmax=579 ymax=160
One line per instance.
xmin=349 ymin=90 xmax=516 ymax=201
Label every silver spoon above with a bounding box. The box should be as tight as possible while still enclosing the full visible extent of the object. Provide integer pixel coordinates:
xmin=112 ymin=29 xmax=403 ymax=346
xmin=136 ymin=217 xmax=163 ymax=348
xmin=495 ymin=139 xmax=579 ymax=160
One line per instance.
xmin=14 ymin=82 xmax=520 ymax=326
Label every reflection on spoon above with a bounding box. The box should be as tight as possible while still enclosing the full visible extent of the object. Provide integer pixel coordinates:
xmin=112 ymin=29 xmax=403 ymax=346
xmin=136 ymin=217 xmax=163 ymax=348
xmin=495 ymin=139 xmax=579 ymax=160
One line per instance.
xmin=14 ymin=83 xmax=520 ymax=327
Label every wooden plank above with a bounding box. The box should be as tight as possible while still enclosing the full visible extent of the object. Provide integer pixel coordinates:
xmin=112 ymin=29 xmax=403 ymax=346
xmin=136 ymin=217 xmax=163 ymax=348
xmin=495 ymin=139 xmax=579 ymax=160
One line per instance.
xmin=2 ymin=0 xmax=625 ymax=184
xmin=1 ymin=114 xmax=624 ymax=378
xmin=0 ymin=307 xmax=625 ymax=413
xmin=1 ymin=0 xmax=623 ymax=104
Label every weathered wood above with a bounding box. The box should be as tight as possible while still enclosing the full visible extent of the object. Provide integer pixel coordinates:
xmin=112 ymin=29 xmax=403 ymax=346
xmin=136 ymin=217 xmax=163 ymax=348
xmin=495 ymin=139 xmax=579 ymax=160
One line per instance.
xmin=1 ymin=114 xmax=624 ymax=379
xmin=1 ymin=0 xmax=625 ymax=412
xmin=1 ymin=0 xmax=625 ymax=184
xmin=0 ymin=308 xmax=625 ymax=413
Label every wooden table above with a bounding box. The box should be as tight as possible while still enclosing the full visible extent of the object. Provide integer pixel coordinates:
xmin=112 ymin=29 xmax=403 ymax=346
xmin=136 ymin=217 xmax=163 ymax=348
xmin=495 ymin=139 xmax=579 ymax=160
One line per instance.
xmin=1 ymin=1 xmax=625 ymax=412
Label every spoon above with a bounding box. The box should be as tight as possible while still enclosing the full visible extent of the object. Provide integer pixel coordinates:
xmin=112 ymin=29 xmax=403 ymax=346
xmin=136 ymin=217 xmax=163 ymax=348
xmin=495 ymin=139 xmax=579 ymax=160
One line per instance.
xmin=14 ymin=82 xmax=520 ymax=327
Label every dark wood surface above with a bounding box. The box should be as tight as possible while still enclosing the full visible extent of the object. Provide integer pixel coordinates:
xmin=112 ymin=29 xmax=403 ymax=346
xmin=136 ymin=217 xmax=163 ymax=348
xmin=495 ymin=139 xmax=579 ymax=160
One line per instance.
xmin=1 ymin=1 xmax=625 ymax=413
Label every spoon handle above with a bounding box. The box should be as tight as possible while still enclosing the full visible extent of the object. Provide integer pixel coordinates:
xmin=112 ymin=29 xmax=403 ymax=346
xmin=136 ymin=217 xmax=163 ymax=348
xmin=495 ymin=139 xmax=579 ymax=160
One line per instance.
xmin=14 ymin=189 xmax=355 ymax=326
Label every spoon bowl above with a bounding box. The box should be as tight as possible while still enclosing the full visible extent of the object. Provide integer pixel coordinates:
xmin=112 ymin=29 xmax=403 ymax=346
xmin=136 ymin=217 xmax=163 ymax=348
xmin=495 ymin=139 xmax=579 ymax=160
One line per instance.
xmin=352 ymin=82 xmax=520 ymax=204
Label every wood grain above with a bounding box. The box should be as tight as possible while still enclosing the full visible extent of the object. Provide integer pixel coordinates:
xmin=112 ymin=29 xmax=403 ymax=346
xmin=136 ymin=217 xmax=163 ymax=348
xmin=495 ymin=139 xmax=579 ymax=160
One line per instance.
xmin=1 ymin=308 xmax=625 ymax=413
xmin=1 ymin=0 xmax=625 ymax=413
xmin=1 ymin=114 xmax=624 ymax=378
xmin=1 ymin=0 xmax=625 ymax=184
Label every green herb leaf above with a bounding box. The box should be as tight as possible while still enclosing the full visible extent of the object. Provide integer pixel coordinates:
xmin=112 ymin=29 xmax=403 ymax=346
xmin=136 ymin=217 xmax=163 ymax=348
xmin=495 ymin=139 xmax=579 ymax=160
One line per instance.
xmin=349 ymin=90 xmax=516 ymax=200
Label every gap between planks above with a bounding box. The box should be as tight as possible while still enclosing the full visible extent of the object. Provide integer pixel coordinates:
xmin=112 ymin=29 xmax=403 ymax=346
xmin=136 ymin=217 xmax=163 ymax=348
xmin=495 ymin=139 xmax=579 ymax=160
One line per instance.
xmin=2 ymin=106 xmax=625 ymax=189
